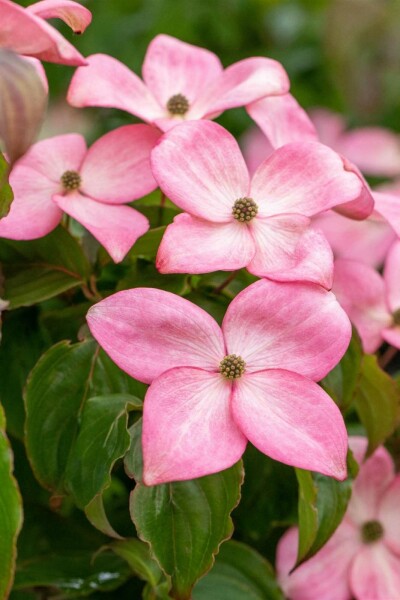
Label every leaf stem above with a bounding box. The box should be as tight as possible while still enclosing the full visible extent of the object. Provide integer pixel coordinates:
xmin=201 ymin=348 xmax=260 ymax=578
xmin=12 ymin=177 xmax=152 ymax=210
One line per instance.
xmin=379 ymin=345 xmax=398 ymax=369
xmin=213 ymin=271 xmax=237 ymax=295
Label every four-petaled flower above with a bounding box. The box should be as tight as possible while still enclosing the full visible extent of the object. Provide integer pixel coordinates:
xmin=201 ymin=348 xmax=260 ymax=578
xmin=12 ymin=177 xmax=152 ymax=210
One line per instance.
xmin=87 ymin=279 xmax=351 ymax=486
xmin=67 ymin=34 xmax=290 ymax=132
xmin=277 ymin=436 xmax=400 ymax=600
xmin=0 ymin=125 xmax=160 ymax=262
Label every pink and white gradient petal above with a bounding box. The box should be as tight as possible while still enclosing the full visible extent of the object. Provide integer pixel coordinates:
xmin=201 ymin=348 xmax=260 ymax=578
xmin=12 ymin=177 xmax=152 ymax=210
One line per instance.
xmin=142 ymin=34 xmax=222 ymax=108
xmin=337 ymin=128 xmax=400 ymax=178
xmin=222 ymin=279 xmax=351 ymax=381
xmin=374 ymin=191 xmax=400 ymax=238
xmin=86 ymin=288 xmax=225 ymax=384
xmin=350 ymin=544 xmax=400 ymax=600
xmin=246 ymin=213 xmax=310 ymax=276
xmin=277 ymin=524 xmax=358 ymax=600
xmin=151 ymin=121 xmax=250 ymax=222
xmin=264 ymin=228 xmax=334 ymax=290
xmin=330 ymin=159 xmax=374 ymax=221
xmin=232 ymin=369 xmax=347 ymax=479
xmin=246 ymin=93 xmax=318 ymax=149
xmin=250 ymin=142 xmax=365 ymax=219
xmin=142 ymin=367 xmax=247 ymax=485
xmin=26 ymin=0 xmax=91 ymax=33
xmin=0 ymin=166 xmax=62 ymax=239
xmin=378 ymin=477 xmax=400 ymax=556
xmin=241 ymin=126 xmax=273 ymax=176
xmin=156 ymin=213 xmax=256 ymax=274
xmin=381 ymin=327 xmax=400 ymax=349
xmin=333 ymin=259 xmax=392 ymax=354
xmin=347 ymin=445 xmax=395 ymax=526
xmin=53 ymin=193 xmax=149 ymax=263
xmin=384 ymin=240 xmax=400 ymax=313
xmin=309 ymin=108 xmax=345 ymax=148
xmin=80 ymin=125 xmax=160 ymax=204
xmin=191 ymin=57 xmax=290 ymax=119
xmin=67 ymin=54 xmax=163 ymax=122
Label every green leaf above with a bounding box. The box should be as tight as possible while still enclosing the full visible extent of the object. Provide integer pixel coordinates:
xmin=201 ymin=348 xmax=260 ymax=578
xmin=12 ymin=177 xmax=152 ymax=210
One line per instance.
xmin=295 ymin=455 xmax=353 ymax=566
xmin=110 ymin=538 xmax=165 ymax=589
xmin=0 ymin=226 xmax=91 ymax=308
xmin=0 ymin=405 xmax=23 ymax=600
xmin=66 ymin=394 xmax=142 ymax=508
xmin=14 ymin=551 xmax=131 ymax=597
xmin=353 ymin=354 xmax=400 ymax=455
xmin=0 ymin=153 xmax=13 ymax=219
xmin=127 ymin=419 xmax=244 ymax=600
xmin=127 ymin=226 xmax=166 ymax=259
xmin=193 ymin=540 xmax=284 ymax=600
xmin=321 ymin=330 xmax=363 ymax=411
xmin=117 ymin=258 xmax=188 ymax=295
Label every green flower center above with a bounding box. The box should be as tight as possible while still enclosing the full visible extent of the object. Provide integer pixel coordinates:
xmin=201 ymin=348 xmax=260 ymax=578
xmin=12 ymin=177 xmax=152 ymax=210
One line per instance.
xmin=167 ymin=93 xmax=190 ymax=115
xmin=393 ymin=308 xmax=400 ymax=326
xmin=61 ymin=170 xmax=81 ymax=191
xmin=361 ymin=520 xmax=384 ymax=544
xmin=232 ymin=197 xmax=258 ymax=222
xmin=219 ymin=354 xmax=246 ymax=379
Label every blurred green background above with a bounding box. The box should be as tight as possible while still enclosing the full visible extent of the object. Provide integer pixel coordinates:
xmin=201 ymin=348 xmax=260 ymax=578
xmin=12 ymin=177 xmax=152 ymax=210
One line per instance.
xmin=16 ymin=0 xmax=400 ymax=141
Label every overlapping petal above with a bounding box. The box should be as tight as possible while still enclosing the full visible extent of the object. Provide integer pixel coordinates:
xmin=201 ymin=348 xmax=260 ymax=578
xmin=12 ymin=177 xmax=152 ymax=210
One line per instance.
xmin=378 ymin=477 xmax=400 ymax=556
xmin=350 ymin=544 xmax=400 ymax=600
xmin=142 ymin=367 xmax=247 ymax=485
xmin=53 ymin=193 xmax=149 ymax=263
xmin=374 ymin=191 xmax=400 ymax=238
xmin=222 ymin=279 xmax=351 ymax=381
xmin=151 ymin=121 xmax=250 ymax=221
xmin=232 ymin=369 xmax=347 ymax=478
xmin=337 ymin=128 xmax=400 ymax=178
xmin=80 ymin=124 xmax=160 ymax=203
xmin=156 ymin=213 xmax=255 ymax=274
xmin=26 ymin=0 xmax=92 ymax=34
xmin=86 ymin=288 xmax=225 ymax=384
xmin=384 ymin=240 xmax=400 ymax=313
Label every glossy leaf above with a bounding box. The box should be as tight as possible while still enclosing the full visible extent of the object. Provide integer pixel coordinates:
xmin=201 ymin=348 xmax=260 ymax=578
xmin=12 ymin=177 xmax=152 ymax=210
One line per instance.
xmin=0 ymin=405 xmax=23 ymax=600
xmin=0 ymin=153 xmax=13 ymax=219
xmin=117 ymin=257 xmax=188 ymax=295
xmin=353 ymin=354 xmax=400 ymax=455
xmin=110 ymin=538 xmax=166 ymax=589
xmin=193 ymin=540 xmax=284 ymax=600
xmin=127 ymin=419 xmax=244 ymax=600
xmin=127 ymin=226 xmax=166 ymax=258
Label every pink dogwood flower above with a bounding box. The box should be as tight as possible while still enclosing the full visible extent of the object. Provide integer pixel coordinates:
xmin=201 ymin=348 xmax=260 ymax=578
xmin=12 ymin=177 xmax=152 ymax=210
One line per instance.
xmin=332 ymin=241 xmax=400 ymax=353
xmin=151 ymin=120 xmax=369 ymax=288
xmin=67 ymin=34 xmax=290 ymax=132
xmin=0 ymin=0 xmax=91 ymax=66
xmin=0 ymin=125 xmax=160 ymax=262
xmin=277 ymin=436 xmax=400 ymax=600
xmin=87 ymin=279 xmax=351 ymax=485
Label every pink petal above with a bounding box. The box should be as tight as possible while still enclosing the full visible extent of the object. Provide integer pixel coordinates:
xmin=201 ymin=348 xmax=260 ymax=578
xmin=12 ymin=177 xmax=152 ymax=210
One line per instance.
xmin=246 ymin=213 xmax=311 ymax=276
xmin=347 ymin=444 xmax=395 ymax=526
xmin=191 ymin=57 xmax=290 ymax=119
xmin=337 ymin=127 xmax=400 ymax=178
xmin=53 ymin=192 xmax=149 ymax=263
xmin=86 ymin=288 xmax=225 ymax=384
xmin=142 ymin=34 xmax=222 ymax=108
xmin=378 ymin=476 xmax=400 ymax=556
xmin=246 ymin=93 xmax=318 ymax=149
xmin=232 ymin=369 xmax=347 ymax=479
xmin=277 ymin=524 xmax=358 ymax=600
xmin=26 ymin=0 xmax=92 ymax=33
xmin=241 ymin=126 xmax=274 ymax=176
xmin=156 ymin=213 xmax=255 ymax=274
xmin=142 ymin=367 xmax=247 ymax=485
xmin=250 ymin=142 xmax=365 ymax=218
xmin=373 ymin=191 xmax=400 ymax=238
xmin=331 ymin=159 xmax=374 ymax=221
xmin=0 ymin=0 xmax=87 ymax=66
xmin=67 ymin=54 xmax=163 ymax=122
xmin=309 ymin=108 xmax=345 ymax=148
xmin=384 ymin=240 xmax=400 ymax=313
xmin=0 ymin=165 xmax=61 ymax=239
xmin=80 ymin=124 xmax=159 ymax=204
xmin=313 ymin=210 xmax=395 ymax=269
xmin=381 ymin=326 xmax=400 ymax=349
xmin=264 ymin=228 xmax=334 ymax=290
xmin=333 ymin=259 xmax=391 ymax=354
xmin=151 ymin=120 xmax=250 ymax=222
xmin=222 ymin=279 xmax=351 ymax=381
xmin=350 ymin=544 xmax=400 ymax=600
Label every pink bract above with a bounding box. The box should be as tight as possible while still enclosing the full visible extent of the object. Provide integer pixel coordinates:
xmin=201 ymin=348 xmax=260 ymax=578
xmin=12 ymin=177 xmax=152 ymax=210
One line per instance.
xmin=151 ymin=120 xmax=367 ymax=287
xmin=67 ymin=34 xmax=290 ymax=132
xmin=332 ymin=241 xmax=400 ymax=353
xmin=0 ymin=0 xmax=91 ymax=66
xmin=277 ymin=436 xmax=400 ymax=600
xmin=0 ymin=125 xmax=160 ymax=262
xmin=87 ymin=280 xmax=351 ymax=485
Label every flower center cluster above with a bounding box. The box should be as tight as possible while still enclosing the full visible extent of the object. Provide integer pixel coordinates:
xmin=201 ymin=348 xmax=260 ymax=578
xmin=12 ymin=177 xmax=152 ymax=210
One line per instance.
xmin=219 ymin=354 xmax=246 ymax=379
xmin=167 ymin=93 xmax=190 ymax=115
xmin=61 ymin=170 xmax=81 ymax=191
xmin=361 ymin=520 xmax=384 ymax=544
xmin=392 ymin=308 xmax=400 ymax=326
xmin=232 ymin=197 xmax=258 ymax=222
